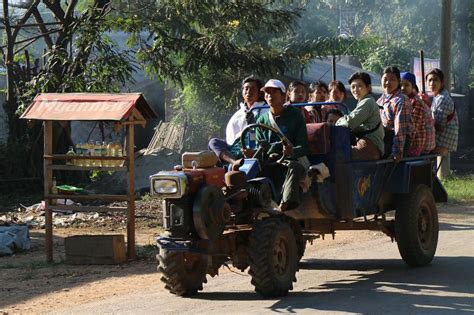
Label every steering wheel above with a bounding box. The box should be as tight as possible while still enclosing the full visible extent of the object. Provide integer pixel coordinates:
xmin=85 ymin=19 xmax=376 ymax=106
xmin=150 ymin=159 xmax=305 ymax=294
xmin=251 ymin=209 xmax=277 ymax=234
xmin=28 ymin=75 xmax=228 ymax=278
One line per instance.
xmin=239 ymin=123 xmax=288 ymax=161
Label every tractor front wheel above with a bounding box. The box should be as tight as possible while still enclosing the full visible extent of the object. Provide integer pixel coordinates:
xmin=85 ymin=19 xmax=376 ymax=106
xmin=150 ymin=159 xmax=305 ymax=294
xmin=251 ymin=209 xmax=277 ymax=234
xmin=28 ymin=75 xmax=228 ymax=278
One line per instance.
xmin=157 ymin=246 xmax=208 ymax=296
xmin=248 ymin=218 xmax=298 ymax=297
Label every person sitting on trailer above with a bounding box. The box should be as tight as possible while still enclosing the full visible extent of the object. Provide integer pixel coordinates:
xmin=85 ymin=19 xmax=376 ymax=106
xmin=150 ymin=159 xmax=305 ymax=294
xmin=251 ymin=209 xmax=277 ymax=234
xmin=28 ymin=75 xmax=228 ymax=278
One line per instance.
xmin=286 ymin=80 xmax=311 ymax=123
xmin=426 ymin=68 xmax=459 ymax=156
xmin=245 ymin=79 xmax=308 ymax=212
xmin=376 ymin=66 xmax=415 ymax=161
xmin=305 ymin=80 xmax=329 ymax=123
xmin=208 ymin=75 xmax=267 ymax=166
xmin=324 ymin=108 xmax=343 ymax=125
xmin=321 ymin=80 xmax=347 ymax=116
xmin=400 ymin=71 xmax=436 ymax=155
xmin=336 ymin=72 xmax=384 ymax=160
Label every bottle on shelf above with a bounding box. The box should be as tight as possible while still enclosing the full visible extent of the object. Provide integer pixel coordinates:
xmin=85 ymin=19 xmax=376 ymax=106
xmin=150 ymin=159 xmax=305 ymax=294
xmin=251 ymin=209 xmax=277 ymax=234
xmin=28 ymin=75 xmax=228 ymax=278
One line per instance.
xmin=66 ymin=146 xmax=76 ymax=166
xmin=115 ymin=143 xmax=124 ymax=167
xmin=101 ymin=141 xmax=108 ymax=167
xmin=95 ymin=141 xmax=102 ymax=167
xmin=107 ymin=142 xmax=116 ymax=167
xmin=75 ymin=143 xmax=83 ymax=166
xmin=84 ymin=141 xmax=93 ymax=167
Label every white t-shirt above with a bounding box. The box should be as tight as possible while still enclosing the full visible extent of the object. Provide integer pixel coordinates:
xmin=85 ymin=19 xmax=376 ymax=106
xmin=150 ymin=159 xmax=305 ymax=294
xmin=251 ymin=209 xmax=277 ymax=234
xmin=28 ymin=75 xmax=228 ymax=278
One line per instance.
xmin=225 ymin=101 xmax=266 ymax=145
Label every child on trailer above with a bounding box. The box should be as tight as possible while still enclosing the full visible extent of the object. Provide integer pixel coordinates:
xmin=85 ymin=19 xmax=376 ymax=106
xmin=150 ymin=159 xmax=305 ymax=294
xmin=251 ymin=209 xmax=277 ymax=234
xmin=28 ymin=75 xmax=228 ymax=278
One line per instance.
xmin=376 ymin=66 xmax=415 ymax=161
xmin=306 ymin=80 xmax=329 ymax=123
xmin=286 ymin=80 xmax=311 ymax=123
xmin=400 ymin=72 xmax=436 ymax=155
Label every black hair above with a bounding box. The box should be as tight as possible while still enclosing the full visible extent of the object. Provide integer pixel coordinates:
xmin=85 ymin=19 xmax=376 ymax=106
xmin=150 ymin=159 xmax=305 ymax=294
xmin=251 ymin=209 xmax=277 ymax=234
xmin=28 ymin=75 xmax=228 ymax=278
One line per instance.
xmin=309 ymin=80 xmax=328 ymax=93
xmin=328 ymin=80 xmax=347 ymax=99
xmin=425 ymin=68 xmax=444 ymax=82
xmin=288 ymin=80 xmax=307 ymax=91
xmin=348 ymin=72 xmax=372 ymax=86
xmin=241 ymin=75 xmax=263 ymax=91
xmin=324 ymin=108 xmax=344 ymax=121
xmin=382 ymin=66 xmax=401 ymax=80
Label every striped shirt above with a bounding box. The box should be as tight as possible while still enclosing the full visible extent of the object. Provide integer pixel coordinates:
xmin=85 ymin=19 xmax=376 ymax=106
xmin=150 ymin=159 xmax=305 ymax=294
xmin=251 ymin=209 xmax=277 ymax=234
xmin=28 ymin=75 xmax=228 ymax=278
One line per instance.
xmin=432 ymin=89 xmax=458 ymax=151
xmin=377 ymin=90 xmax=414 ymax=158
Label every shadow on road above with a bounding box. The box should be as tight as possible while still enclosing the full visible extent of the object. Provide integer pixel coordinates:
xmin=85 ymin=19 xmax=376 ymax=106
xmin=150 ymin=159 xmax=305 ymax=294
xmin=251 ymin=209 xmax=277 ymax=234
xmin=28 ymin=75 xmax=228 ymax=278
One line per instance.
xmin=193 ymin=257 xmax=474 ymax=314
xmin=0 ymin=231 xmax=158 ymax=309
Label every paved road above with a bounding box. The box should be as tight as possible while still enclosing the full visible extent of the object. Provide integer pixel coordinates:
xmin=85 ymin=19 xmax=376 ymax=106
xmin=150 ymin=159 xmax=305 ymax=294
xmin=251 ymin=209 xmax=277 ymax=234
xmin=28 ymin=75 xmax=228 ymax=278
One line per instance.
xmin=54 ymin=213 xmax=474 ymax=314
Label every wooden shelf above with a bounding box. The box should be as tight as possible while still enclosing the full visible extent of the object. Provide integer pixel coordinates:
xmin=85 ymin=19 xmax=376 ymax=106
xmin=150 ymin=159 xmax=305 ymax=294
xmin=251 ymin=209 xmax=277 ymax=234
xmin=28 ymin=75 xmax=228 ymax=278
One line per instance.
xmin=44 ymin=154 xmax=127 ymax=160
xmin=47 ymin=205 xmax=128 ymax=213
xmin=46 ymin=194 xmax=130 ymax=201
xmin=48 ymin=165 xmax=127 ymax=171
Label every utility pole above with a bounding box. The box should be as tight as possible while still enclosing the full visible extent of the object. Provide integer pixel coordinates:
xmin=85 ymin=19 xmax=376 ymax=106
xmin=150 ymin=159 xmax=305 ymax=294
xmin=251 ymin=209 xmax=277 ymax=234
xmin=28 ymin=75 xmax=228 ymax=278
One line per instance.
xmin=438 ymin=0 xmax=452 ymax=179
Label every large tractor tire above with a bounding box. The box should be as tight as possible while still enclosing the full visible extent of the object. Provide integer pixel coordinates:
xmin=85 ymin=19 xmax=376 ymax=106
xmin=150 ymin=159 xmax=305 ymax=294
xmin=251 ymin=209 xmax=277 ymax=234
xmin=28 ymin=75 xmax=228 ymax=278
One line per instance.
xmin=248 ymin=218 xmax=298 ymax=297
xmin=395 ymin=184 xmax=439 ymax=267
xmin=157 ymin=246 xmax=208 ymax=296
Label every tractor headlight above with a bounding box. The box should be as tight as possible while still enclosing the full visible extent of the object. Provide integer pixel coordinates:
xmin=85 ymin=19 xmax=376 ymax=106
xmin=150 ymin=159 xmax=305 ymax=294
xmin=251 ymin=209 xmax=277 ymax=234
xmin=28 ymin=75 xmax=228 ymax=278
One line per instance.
xmin=153 ymin=180 xmax=178 ymax=194
xmin=150 ymin=171 xmax=188 ymax=198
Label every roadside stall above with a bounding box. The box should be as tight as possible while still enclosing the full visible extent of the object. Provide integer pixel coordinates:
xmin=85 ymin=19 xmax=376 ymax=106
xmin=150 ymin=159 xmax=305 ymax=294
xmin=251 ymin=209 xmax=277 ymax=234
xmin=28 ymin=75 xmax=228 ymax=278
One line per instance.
xmin=20 ymin=93 xmax=158 ymax=262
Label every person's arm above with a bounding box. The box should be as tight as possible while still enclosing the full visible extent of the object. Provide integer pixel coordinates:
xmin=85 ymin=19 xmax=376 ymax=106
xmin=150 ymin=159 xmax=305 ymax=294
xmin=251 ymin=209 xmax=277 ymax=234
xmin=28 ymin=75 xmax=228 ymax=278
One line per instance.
xmin=336 ymin=97 xmax=372 ymax=130
xmin=432 ymin=92 xmax=454 ymax=132
xmin=392 ymin=98 xmax=412 ymax=159
xmin=289 ymin=111 xmax=308 ymax=159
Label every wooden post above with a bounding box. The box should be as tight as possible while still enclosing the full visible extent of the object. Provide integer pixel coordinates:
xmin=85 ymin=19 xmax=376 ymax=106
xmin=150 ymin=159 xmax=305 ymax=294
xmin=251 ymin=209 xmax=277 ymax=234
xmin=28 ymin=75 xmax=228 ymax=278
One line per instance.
xmin=438 ymin=0 xmax=452 ymax=179
xmin=44 ymin=121 xmax=53 ymax=263
xmin=126 ymin=124 xmax=136 ymax=260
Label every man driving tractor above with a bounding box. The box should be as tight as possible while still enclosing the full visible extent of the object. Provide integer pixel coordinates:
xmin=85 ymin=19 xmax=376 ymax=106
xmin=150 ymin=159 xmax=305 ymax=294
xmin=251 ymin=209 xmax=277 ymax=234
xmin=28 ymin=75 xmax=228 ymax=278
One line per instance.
xmin=244 ymin=79 xmax=308 ymax=212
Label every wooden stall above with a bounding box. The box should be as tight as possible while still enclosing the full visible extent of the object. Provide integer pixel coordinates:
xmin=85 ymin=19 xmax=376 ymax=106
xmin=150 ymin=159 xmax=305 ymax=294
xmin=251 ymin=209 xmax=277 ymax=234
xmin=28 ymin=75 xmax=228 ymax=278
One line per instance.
xmin=21 ymin=93 xmax=158 ymax=262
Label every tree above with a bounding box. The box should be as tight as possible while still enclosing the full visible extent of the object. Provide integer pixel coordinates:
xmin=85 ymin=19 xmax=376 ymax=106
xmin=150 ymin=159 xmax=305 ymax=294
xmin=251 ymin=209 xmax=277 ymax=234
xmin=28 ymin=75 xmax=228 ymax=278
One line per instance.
xmin=1 ymin=0 xmax=135 ymax=179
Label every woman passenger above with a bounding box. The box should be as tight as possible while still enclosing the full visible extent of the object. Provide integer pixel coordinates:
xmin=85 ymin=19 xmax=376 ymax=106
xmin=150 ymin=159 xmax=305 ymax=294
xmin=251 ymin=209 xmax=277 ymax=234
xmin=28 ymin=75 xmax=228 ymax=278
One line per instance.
xmin=336 ymin=72 xmax=384 ymax=160
xmin=400 ymin=72 xmax=436 ymax=155
xmin=426 ymin=68 xmax=458 ymax=155
xmin=305 ymin=80 xmax=329 ymax=122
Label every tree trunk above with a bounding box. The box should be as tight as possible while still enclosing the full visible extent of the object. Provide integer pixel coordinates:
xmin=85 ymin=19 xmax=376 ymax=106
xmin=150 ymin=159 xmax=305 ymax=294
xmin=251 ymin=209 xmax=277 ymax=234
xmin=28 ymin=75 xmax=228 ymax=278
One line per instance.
xmin=453 ymin=0 xmax=472 ymax=95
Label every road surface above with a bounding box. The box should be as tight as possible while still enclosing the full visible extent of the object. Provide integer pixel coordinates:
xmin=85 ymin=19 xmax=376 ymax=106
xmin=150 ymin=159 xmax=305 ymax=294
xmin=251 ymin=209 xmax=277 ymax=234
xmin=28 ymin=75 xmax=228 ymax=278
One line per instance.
xmin=53 ymin=211 xmax=474 ymax=314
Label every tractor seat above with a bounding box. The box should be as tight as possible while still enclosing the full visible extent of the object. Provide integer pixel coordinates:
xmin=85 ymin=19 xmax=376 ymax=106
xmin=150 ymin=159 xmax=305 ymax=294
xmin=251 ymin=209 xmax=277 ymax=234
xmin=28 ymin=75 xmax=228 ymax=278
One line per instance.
xmin=181 ymin=151 xmax=218 ymax=168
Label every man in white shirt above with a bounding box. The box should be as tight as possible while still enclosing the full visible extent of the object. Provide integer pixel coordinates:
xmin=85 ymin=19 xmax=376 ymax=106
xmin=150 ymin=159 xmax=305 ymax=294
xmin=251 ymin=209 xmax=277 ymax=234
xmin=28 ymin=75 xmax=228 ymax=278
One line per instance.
xmin=209 ymin=76 xmax=266 ymax=165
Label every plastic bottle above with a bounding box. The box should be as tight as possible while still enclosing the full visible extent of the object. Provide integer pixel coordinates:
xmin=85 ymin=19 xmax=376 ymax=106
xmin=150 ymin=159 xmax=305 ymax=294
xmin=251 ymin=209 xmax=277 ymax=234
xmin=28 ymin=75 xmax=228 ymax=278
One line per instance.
xmin=84 ymin=141 xmax=93 ymax=167
xmin=66 ymin=146 xmax=76 ymax=166
xmin=107 ymin=142 xmax=116 ymax=167
xmin=95 ymin=141 xmax=102 ymax=167
xmin=101 ymin=141 xmax=108 ymax=167
xmin=116 ymin=143 xmax=124 ymax=167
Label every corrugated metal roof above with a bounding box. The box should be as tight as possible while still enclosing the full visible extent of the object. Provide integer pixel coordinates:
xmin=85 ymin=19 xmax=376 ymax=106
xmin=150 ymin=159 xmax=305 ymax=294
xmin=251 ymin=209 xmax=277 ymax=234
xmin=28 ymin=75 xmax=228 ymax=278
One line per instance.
xmin=20 ymin=93 xmax=158 ymax=121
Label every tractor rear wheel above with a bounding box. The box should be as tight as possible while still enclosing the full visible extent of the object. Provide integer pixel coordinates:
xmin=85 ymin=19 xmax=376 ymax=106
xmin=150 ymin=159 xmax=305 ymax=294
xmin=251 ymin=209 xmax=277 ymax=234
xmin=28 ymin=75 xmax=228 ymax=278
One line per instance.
xmin=157 ymin=246 xmax=208 ymax=296
xmin=248 ymin=218 xmax=298 ymax=297
xmin=395 ymin=184 xmax=439 ymax=266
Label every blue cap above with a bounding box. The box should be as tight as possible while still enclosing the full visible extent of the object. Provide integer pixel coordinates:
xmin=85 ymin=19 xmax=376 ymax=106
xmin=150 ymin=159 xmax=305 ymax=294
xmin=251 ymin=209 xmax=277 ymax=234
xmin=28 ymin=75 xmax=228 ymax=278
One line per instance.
xmin=400 ymin=72 xmax=416 ymax=87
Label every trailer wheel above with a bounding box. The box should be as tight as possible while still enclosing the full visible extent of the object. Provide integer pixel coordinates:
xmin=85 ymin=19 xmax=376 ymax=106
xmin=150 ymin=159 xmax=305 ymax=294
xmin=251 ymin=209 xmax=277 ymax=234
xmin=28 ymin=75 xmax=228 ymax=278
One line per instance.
xmin=395 ymin=184 xmax=439 ymax=266
xmin=248 ymin=218 xmax=298 ymax=297
xmin=157 ymin=246 xmax=208 ymax=296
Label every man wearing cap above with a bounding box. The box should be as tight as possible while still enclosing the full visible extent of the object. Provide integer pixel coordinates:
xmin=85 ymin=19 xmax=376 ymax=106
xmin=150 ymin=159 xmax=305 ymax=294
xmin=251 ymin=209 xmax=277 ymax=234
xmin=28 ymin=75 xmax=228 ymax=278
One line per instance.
xmin=252 ymin=79 xmax=308 ymax=211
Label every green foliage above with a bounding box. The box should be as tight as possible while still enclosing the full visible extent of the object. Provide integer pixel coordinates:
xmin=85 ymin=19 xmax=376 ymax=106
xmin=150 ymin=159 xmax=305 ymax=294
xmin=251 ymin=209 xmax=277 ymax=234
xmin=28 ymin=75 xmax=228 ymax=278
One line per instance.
xmin=442 ymin=175 xmax=474 ymax=204
xmin=360 ymin=40 xmax=415 ymax=74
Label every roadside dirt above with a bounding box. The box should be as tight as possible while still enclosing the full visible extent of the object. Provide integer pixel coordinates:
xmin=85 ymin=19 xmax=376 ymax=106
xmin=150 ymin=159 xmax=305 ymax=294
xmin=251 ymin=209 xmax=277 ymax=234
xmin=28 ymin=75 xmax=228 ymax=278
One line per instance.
xmin=0 ymin=203 xmax=472 ymax=314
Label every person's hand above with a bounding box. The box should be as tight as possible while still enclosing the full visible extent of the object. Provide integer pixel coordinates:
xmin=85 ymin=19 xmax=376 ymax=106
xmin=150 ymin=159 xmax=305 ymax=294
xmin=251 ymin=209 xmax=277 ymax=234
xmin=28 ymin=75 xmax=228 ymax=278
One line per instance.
xmin=392 ymin=153 xmax=402 ymax=163
xmin=241 ymin=148 xmax=255 ymax=158
xmin=282 ymin=142 xmax=294 ymax=156
xmin=245 ymin=110 xmax=256 ymax=124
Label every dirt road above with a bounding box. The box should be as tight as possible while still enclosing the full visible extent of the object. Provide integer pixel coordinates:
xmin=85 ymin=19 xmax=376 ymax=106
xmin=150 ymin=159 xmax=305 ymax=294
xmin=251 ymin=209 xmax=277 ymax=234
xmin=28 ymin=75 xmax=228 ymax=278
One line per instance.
xmin=1 ymin=205 xmax=473 ymax=314
xmin=47 ymin=206 xmax=474 ymax=315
